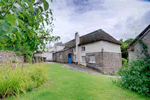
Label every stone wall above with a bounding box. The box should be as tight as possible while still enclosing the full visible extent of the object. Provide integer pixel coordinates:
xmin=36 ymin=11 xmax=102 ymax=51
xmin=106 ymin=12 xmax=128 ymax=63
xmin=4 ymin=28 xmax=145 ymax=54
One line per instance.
xmin=128 ymin=30 xmax=150 ymax=63
xmin=86 ymin=52 xmax=103 ymax=72
xmin=86 ymin=52 xmax=122 ymax=73
xmin=103 ymin=52 xmax=122 ymax=73
xmin=56 ymin=52 xmax=64 ymax=63
xmin=55 ymin=48 xmax=73 ymax=63
xmin=0 ymin=50 xmax=24 ymax=67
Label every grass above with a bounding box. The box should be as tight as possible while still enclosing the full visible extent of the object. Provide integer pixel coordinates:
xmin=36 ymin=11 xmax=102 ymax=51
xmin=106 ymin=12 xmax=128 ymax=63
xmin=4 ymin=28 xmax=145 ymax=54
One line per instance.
xmin=7 ymin=63 xmax=150 ymax=100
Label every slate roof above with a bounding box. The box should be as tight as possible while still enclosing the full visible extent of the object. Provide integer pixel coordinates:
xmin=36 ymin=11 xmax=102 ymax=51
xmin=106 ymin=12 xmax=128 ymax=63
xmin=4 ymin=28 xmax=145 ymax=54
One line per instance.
xmin=54 ymin=42 xmax=65 ymax=46
xmin=65 ymin=29 xmax=121 ymax=48
xmin=127 ymin=24 xmax=150 ymax=49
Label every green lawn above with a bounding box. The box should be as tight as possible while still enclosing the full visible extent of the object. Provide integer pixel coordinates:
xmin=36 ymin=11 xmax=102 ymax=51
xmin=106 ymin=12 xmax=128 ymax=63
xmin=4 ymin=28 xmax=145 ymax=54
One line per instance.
xmin=7 ymin=64 xmax=150 ymax=100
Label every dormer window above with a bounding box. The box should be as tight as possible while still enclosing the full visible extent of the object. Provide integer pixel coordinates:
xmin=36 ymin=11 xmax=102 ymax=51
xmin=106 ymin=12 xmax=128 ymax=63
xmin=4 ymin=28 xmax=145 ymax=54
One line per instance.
xmin=81 ymin=47 xmax=85 ymax=52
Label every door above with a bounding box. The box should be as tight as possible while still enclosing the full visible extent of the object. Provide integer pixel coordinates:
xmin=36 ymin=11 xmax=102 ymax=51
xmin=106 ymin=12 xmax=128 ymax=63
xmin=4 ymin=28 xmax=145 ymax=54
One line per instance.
xmin=68 ymin=54 xmax=72 ymax=63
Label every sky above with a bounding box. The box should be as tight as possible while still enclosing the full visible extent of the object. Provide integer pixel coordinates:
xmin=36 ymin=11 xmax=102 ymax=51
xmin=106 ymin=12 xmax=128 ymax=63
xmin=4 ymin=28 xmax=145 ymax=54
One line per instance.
xmin=46 ymin=0 xmax=150 ymax=47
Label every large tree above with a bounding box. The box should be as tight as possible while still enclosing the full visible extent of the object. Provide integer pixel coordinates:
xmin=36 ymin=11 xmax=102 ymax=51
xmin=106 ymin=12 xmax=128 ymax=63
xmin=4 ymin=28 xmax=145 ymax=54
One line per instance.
xmin=0 ymin=0 xmax=60 ymax=62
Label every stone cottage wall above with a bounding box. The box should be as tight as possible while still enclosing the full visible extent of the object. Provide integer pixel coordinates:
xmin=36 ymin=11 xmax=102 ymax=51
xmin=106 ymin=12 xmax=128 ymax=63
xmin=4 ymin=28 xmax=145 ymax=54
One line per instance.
xmin=86 ymin=52 xmax=122 ymax=73
xmin=56 ymin=52 xmax=64 ymax=63
xmin=86 ymin=52 xmax=103 ymax=72
xmin=128 ymin=30 xmax=150 ymax=63
xmin=55 ymin=48 xmax=73 ymax=63
xmin=103 ymin=52 xmax=122 ymax=73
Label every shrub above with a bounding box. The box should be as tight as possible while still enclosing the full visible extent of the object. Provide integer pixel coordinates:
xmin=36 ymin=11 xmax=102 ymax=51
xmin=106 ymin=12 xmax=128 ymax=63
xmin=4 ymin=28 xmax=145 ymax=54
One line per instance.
xmin=0 ymin=64 xmax=47 ymax=99
xmin=117 ymin=63 xmax=129 ymax=76
xmin=117 ymin=59 xmax=150 ymax=97
xmin=122 ymin=58 xmax=127 ymax=65
xmin=116 ymin=39 xmax=150 ymax=97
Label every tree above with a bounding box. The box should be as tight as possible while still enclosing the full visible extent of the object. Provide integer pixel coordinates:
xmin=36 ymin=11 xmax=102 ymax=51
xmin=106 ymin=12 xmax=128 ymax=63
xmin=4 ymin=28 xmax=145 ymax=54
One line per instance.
xmin=0 ymin=0 xmax=60 ymax=62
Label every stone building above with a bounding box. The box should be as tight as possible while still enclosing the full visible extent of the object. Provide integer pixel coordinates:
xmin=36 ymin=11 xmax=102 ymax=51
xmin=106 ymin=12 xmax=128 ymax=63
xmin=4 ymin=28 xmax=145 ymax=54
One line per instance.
xmin=54 ymin=29 xmax=122 ymax=73
xmin=127 ymin=24 xmax=150 ymax=63
xmin=34 ymin=42 xmax=65 ymax=62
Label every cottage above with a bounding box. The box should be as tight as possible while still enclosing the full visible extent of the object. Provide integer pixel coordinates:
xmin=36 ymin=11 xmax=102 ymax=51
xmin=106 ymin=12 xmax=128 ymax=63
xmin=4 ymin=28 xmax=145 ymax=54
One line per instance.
xmin=127 ymin=24 xmax=150 ymax=63
xmin=54 ymin=29 xmax=122 ymax=73
xmin=34 ymin=42 xmax=65 ymax=62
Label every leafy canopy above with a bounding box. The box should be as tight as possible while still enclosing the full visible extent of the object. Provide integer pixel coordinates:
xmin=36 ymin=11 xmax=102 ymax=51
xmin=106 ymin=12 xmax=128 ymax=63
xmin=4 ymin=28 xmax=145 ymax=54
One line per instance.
xmin=0 ymin=0 xmax=60 ymax=62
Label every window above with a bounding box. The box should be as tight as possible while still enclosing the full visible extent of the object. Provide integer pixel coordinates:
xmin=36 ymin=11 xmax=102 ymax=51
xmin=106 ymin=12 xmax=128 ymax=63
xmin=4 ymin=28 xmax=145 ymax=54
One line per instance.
xmin=81 ymin=47 xmax=85 ymax=51
xmin=82 ymin=56 xmax=86 ymax=62
xmin=59 ymin=54 xmax=62 ymax=58
xmin=89 ymin=56 xmax=95 ymax=63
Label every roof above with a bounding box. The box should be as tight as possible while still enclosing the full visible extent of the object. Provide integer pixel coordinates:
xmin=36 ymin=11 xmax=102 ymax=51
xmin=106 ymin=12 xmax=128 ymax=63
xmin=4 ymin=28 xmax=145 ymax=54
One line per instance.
xmin=54 ymin=42 xmax=65 ymax=46
xmin=64 ymin=29 xmax=121 ymax=48
xmin=127 ymin=24 xmax=150 ymax=49
xmin=54 ymin=46 xmax=75 ymax=53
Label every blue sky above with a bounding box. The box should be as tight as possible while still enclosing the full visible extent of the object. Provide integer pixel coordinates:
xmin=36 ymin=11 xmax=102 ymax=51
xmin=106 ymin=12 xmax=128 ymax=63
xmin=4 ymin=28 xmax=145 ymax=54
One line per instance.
xmin=47 ymin=0 xmax=150 ymax=46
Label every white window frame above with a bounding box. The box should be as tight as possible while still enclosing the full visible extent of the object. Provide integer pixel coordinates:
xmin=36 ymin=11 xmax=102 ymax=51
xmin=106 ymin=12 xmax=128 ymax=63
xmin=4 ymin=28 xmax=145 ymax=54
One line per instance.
xmin=81 ymin=47 xmax=85 ymax=52
xmin=59 ymin=54 xmax=62 ymax=58
xmin=82 ymin=56 xmax=86 ymax=62
xmin=89 ymin=55 xmax=95 ymax=63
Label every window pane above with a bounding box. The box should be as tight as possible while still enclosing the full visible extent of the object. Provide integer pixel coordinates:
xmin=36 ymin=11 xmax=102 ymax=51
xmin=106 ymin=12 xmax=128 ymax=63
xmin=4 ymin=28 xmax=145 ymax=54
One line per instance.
xmin=60 ymin=54 xmax=62 ymax=58
xmin=89 ymin=56 xmax=95 ymax=63
xmin=82 ymin=56 xmax=85 ymax=62
xmin=81 ymin=47 xmax=85 ymax=51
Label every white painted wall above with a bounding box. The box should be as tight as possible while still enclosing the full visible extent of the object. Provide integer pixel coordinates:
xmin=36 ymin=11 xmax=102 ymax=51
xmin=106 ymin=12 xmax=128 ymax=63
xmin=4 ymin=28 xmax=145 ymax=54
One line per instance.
xmin=34 ymin=53 xmax=42 ymax=57
xmin=77 ymin=41 xmax=121 ymax=66
xmin=54 ymin=46 xmax=65 ymax=52
xmin=42 ymin=52 xmax=53 ymax=60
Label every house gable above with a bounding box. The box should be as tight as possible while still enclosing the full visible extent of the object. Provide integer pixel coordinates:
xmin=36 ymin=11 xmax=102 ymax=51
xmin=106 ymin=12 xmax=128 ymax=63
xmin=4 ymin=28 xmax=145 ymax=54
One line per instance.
xmin=127 ymin=24 xmax=150 ymax=50
xmin=128 ymin=24 xmax=150 ymax=63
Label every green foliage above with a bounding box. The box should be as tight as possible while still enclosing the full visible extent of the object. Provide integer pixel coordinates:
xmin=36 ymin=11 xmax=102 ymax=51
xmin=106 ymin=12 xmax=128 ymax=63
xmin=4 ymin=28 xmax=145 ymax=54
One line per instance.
xmin=0 ymin=64 xmax=47 ymax=99
xmin=117 ymin=58 xmax=128 ymax=76
xmin=119 ymin=38 xmax=134 ymax=59
xmin=122 ymin=58 xmax=127 ymax=65
xmin=117 ymin=62 xmax=129 ymax=76
xmin=117 ymin=59 xmax=150 ymax=97
xmin=0 ymin=0 xmax=60 ymax=62
xmin=7 ymin=64 xmax=149 ymax=100
xmin=116 ymin=39 xmax=150 ymax=97
xmin=124 ymin=38 xmax=134 ymax=44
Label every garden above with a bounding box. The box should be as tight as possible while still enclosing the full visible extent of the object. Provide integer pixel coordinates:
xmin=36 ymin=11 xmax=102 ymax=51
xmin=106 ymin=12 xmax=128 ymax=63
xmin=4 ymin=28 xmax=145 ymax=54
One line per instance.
xmin=0 ymin=0 xmax=150 ymax=99
xmin=6 ymin=64 xmax=150 ymax=100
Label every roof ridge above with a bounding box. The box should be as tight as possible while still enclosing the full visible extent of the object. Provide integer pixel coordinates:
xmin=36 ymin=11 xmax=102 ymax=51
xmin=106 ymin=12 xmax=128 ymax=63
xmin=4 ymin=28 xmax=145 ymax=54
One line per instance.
xmin=79 ymin=29 xmax=102 ymax=38
xmin=127 ymin=24 xmax=150 ymax=48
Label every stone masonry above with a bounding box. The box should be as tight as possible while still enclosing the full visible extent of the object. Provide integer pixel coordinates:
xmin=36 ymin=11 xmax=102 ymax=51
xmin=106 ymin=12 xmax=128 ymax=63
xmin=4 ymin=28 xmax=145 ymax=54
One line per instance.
xmin=86 ymin=52 xmax=122 ymax=73
xmin=55 ymin=48 xmax=73 ymax=63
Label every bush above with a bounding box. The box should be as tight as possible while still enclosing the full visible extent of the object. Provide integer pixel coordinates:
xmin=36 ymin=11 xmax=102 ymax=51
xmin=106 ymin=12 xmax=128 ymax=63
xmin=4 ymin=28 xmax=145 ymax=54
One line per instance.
xmin=117 ymin=58 xmax=129 ymax=76
xmin=122 ymin=58 xmax=127 ymax=65
xmin=117 ymin=59 xmax=150 ymax=97
xmin=116 ymin=38 xmax=150 ymax=97
xmin=0 ymin=64 xmax=47 ymax=99
xmin=117 ymin=63 xmax=129 ymax=76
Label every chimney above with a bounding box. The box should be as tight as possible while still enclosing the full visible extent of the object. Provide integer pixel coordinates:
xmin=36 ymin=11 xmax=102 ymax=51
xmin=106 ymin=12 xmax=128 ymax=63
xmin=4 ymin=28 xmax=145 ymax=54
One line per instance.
xmin=75 ymin=32 xmax=80 ymax=64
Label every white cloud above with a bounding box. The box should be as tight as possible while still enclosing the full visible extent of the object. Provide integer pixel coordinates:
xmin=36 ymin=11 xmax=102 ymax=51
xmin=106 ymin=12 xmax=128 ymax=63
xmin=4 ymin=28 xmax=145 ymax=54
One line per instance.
xmin=47 ymin=0 xmax=150 ymax=46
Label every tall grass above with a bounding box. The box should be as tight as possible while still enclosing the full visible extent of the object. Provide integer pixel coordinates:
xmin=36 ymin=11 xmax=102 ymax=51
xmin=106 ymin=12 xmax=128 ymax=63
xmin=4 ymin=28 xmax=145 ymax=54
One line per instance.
xmin=0 ymin=64 xmax=47 ymax=99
